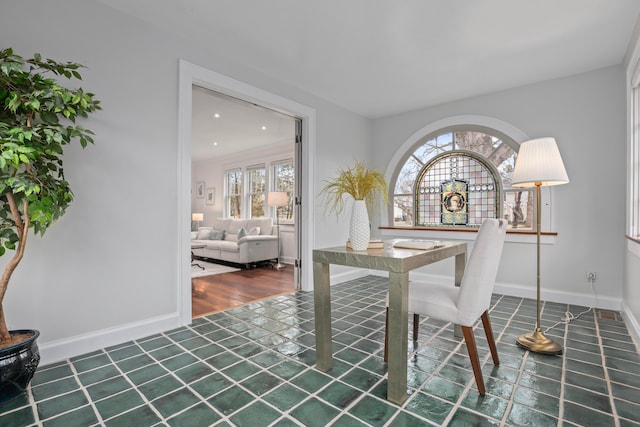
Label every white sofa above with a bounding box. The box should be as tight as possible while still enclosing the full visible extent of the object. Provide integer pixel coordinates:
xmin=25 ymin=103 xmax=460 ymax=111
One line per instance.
xmin=191 ymin=217 xmax=279 ymax=268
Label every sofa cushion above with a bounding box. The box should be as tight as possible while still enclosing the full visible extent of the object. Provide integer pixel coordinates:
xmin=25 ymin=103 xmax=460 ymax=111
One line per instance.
xmin=196 ymin=228 xmax=213 ymax=239
xmin=211 ymin=229 xmax=225 ymax=240
xmin=237 ymin=227 xmax=247 ymax=239
xmin=248 ymin=218 xmax=273 ymax=235
xmin=227 ymin=219 xmax=249 ymax=234
xmin=212 ymin=218 xmax=232 ymax=231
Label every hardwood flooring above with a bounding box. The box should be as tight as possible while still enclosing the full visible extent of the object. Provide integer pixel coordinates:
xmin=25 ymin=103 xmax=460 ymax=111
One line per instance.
xmin=191 ymin=264 xmax=295 ymax=318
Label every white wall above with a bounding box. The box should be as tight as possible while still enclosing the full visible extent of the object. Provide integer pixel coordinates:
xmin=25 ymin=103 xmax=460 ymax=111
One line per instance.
xmin=373 ymin=67 xmax=627 ymax=310
xmin=0 ymin=0 xmax=372 ymax=364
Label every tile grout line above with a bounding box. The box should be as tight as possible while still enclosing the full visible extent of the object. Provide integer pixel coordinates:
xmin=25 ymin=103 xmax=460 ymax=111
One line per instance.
xmin=26 ymin=381 xmax=40 ymax=426
xmin=187 ymin=317 xmax=295 ymax=425
xmin=594 ymin=312 xmax=622 ymax=427
xmin=425 ymin=295 xmax=509 ymax=427
xmin=494 ymin=294 xmax=524 ymax=427
xmin=557 ymin=301 xmax=571 ymax=426
xmin=312 ymin=296 xmax=386 ymax=426
xmin=216 ymin=304 xmax=363 ymax=426
xmin=123 ymin=325 xmax=234 ymax=424
xmin=95 ymin=343 xmax=165 ymax=425
xmin=58 ymin=353 xmax=107 ymax=426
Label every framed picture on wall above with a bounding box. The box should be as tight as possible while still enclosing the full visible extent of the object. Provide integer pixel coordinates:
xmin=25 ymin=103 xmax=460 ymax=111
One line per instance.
xmin=196 ymin=181 xmax=205 ymax=199
xmin=206 ymin=187 xmax=215 ymax=205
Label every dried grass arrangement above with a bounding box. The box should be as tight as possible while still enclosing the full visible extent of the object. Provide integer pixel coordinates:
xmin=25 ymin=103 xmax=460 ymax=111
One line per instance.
xmin=321 ymin=161 xmax=388 ymax=216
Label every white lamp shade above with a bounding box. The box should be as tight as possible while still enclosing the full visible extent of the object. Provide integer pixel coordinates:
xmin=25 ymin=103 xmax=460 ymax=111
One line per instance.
xmin=192 ymin=213 xmax=204 ymax=222
xmin=512 ymin=137 xmax=569 ymax=188
xmin=268 ymin=191 xmax=288 ymax=207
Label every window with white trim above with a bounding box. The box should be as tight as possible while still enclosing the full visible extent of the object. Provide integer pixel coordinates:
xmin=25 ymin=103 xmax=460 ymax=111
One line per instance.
xmin=224 ymin=169 xmax=242 ymax=219
xmin=273 ymin=160 xmax=295 ymax=223
xmin=247 ymin=165 xmax=266 ymax=218
xmin=392 ymin=129 xmax=532 ymax=230
xmin=222 ymin=159 xmax=295 ymax=221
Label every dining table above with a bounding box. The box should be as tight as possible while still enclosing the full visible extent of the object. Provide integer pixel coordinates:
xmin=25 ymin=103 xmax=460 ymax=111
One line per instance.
xmin=312 ymin=239 xmax=467 ymax=404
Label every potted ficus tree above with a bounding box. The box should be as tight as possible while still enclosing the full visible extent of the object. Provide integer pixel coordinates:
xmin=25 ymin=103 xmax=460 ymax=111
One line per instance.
xmin=0 ymin=48 xmax=100 ymax=401
xmin=321 ymin=161 xmax=388 ymax=250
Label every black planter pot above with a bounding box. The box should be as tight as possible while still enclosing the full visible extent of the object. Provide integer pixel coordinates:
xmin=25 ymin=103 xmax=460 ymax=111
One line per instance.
xmin=0 ymin=330 xmax=40 ymax=404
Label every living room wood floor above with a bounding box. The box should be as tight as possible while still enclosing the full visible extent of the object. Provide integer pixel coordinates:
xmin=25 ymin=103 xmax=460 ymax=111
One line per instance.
xmin=192 ymin=264 xmax=295 ymax=318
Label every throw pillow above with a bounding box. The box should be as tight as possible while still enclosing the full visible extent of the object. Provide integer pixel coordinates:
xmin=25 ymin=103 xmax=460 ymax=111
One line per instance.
xmin=225 ymin=233 xmax=238 ymax=242
xmin=248 ymin=226 xmax=260 ymax=236
xmin=237 ymin=227 xmax=247 ymax=239
xmin=196 ymin=229 xmax=212 ymax=240
xmin=211 ymin=229 xmax=225 ymax=240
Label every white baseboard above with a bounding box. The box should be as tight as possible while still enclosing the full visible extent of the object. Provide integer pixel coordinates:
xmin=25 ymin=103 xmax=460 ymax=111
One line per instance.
xmin=38 ymin=312 xmax=183 ymax=366
xmin=492 ymin=282 xmax=621 ymax=311
xmin=621 ymin=302 xmax=640 ymax=352
xmin=369 ymin=270 xmax=622 ymax=310
xmin=39 ymin=269 xmax=362 ymax=365
xmin=38 ymin=271 xmax=635 ymax=366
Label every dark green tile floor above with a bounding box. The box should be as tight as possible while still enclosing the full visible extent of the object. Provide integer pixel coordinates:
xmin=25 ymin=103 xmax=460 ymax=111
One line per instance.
xmin=1 ymin=275 xmax=639 ymax=426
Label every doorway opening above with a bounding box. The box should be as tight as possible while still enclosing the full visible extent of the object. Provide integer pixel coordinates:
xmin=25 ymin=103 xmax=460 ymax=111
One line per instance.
xmin=190 ymin=87 xmax=299 ymax=317
xmin=178 ymin=60 xmax=316 ymax=326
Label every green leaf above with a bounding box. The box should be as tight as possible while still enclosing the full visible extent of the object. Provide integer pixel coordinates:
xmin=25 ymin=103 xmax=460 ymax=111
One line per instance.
xmin=0 ymin=49 xmax=99 ymax=255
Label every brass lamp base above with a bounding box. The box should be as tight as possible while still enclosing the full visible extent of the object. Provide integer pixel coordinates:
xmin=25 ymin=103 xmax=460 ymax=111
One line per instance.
xmin=516 ymin=329 xmax=562 ymax=355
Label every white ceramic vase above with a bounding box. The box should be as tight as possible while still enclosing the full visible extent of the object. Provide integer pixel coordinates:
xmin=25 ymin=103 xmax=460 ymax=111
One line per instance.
xmin=349 ymin=200 xmax=370 ymax=250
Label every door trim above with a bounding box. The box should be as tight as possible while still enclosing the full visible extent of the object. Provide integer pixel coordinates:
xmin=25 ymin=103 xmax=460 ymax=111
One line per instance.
xmin=178 ymin=60 xmax=316 ymax=325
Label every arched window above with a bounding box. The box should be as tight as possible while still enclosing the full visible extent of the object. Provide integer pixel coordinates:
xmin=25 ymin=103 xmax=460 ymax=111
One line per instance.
xmin=392 ymin=128 xmax=533 ymax=230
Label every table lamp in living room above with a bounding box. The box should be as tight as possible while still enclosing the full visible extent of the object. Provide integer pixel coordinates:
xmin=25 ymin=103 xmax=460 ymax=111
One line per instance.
xmin=192 ymin=213 xmax=204 ymax=230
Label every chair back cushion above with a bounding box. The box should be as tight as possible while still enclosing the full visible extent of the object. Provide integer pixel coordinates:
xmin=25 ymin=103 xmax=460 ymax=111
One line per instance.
xmin=456 ymin=218 xmax=507 ymax=325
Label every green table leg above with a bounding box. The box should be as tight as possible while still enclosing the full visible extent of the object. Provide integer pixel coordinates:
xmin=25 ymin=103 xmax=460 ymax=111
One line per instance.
xmin=387 ymin=271 xmax=409 ymax=404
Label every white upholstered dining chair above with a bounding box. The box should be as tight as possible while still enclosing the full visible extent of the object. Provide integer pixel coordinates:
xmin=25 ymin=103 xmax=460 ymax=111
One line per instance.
xmin=384 ymin=218 xmax=507 ymax=395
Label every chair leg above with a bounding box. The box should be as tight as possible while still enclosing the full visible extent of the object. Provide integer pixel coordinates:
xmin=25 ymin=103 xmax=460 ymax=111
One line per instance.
xmin=481 ymin=311 xmax=500 ymax=366
xmin=461 ymin=326 xmax=486 ymax=396
xmin=384 ymin=307 xmax=389 ymax=362
xmin=413 ymin=314 xmax=419 ymax=341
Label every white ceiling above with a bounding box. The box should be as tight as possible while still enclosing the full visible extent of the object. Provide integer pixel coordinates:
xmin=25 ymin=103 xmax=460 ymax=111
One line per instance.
xmin=191 ymin=87 xmax=296 ymax=161
xmin=98 ymin=0 xmax=640 ymax=158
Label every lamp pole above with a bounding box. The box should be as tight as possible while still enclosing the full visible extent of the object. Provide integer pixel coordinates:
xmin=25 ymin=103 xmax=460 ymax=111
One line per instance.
xmin=512 ymin=137 xmax=568 ymax=355
xmin=515 ymin=182 xmax=562 ymax=354
xmin=268 ymin=192 xmax=288 ymax=270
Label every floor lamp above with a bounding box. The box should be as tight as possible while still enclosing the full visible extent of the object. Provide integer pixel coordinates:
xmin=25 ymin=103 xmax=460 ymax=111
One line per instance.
xmin=268 ymin=191 xmax=288 ymax=270
xmin=512 ymin=137 xmax=569 ymax=355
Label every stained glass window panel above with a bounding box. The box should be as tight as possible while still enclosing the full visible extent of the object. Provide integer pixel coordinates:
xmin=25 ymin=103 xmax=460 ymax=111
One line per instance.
xmin=414 ymin=154 xmax=498 ymax=227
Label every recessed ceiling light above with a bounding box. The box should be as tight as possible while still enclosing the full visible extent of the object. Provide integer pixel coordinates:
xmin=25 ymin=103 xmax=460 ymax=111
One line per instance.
xmin=212 ymin=142 xmax=218 ymax=146
xmin=213 ymin=113 xmax=220 ymax=118
xmin=261 ymin=125 xmax=267 ymax=130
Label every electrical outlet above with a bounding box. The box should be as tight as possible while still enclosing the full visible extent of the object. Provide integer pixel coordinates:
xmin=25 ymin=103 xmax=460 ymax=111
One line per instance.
xmin=586 ymin=272 xmax=597 ymax=281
